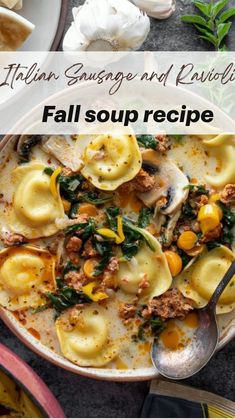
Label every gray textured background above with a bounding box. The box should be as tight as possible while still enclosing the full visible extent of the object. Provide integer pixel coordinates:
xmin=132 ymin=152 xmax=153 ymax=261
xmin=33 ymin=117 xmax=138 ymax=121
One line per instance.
xmin=0 ymin=1 xmax=235 ymax=417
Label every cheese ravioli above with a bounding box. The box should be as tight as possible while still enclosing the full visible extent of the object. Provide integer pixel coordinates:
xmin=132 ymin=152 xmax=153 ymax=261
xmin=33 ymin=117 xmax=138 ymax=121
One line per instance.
xmin=77 ymin=133 xmax=142 ymax=190
xmin=56 ymin=305 xmax=118 ymax=367
xmin=117 ymin=232 xmax=172 ymax=302
xmin=202 ymin=134 xmax=235 ymax=188
xmin=9 ymin=162 xmax=65 ymax=239
xmin=0 ymin=246 xmax=56 ymax=311
xmin=175 ymin=246 xmax=235 ymax=314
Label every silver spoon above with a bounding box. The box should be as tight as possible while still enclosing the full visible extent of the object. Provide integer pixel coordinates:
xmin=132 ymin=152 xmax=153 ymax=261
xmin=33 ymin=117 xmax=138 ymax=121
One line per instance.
xmin=151 ymin=259 xmax=235 ymax=380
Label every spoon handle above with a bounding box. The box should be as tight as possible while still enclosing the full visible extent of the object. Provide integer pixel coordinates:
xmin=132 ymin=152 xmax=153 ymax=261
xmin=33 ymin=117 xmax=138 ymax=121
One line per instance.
xmin=207 ymin=259 xmax=235 ymax=312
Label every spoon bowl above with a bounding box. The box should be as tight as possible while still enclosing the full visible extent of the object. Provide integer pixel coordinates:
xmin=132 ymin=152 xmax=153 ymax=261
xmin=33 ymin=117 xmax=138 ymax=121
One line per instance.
xmin=151 ymin=260 xmax=235 ymax=380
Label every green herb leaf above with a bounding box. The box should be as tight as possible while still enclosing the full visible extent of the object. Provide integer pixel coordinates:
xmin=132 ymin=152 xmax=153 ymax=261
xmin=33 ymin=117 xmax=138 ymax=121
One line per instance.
xmin=43 ymin=167 xmax=54 ymax=176
xmin=211 ymin=0 xmax=229 ymax=18
xmin=194 ymin=1 xmax=212 ymax=17
xmin=138 ymin=208 xmax=153 ymax=228
xmin=181 ymin=14 xmax=209 ymax=27
xmin=182 ymin=202 xmax=196 ymax=219
xmin=216 ymin=22 xmax=232 ymax=44
xmin=184 ymin=184 xmax=209 ymax=195
xmin=81 ymin=191 xmax=113 ymax=205
xmin=181 ymin=0 xmax=234 ymax=50
xmin=69 ymin=202 xmax=80 ymax=219
xmin=136 ymin=135 xmax=157 ymax=150
xmin=105 ymin=207 xmax=120 ymax=230
xmin=218 ymin=201 xmax=235 ymax=228
xmin=123 ymin=218 xmax=157 ymax=252
xmin=58 ymin=174 xmax=84 ymax=202
xmin=150 ymin=317 xmax=166 ymax=337
xmin=65 ymin=219 xmax=96 ymax=240
xmin=219 ymin=8 xmax=235 ymax=23
xmin=47 ymin=287 xmax=92 ymax=313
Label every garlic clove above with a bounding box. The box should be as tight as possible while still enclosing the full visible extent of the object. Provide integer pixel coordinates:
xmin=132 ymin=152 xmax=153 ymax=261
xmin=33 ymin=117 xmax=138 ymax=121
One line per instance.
xmin=63 ymin=0 xmax=150 ymax=52
xmin=131 ymin=0 xmax=176 ymax=20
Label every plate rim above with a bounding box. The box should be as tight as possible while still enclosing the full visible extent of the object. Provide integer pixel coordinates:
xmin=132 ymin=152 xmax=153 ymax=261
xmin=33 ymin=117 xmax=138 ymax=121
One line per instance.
xmin=0 ymin=307 xmax=234 ymax=382
xmin=50 ymin=0 xmax=69 ymax=51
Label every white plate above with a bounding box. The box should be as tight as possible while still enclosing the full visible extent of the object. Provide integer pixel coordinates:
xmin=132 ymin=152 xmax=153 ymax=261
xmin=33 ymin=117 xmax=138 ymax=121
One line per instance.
xmin=17 ymin=0 xmax=64 ymax=51
xmin=0 ymin=0 xmax=68 ymax=106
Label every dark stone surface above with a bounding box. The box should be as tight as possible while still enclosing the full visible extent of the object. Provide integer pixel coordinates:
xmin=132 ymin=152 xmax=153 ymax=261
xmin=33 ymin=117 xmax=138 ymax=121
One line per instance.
xmin=0 ymin=1 xmax=235 ymax=417
xmin=66 ymin=0 xmax=235 ymax=51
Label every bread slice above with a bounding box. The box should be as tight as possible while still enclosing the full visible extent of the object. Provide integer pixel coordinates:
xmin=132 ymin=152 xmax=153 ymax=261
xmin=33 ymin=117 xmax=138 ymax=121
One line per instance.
xmin=0 ymin=0 xmax=23 ymax=10
xmin=0 ymin=6 xmax=34 ymax=51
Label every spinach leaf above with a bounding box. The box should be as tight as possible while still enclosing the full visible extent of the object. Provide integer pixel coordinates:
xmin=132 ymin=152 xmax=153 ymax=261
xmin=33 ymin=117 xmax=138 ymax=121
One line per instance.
xmin=136 ymin=317 xmax=166 ymax=341
xmin=47 ymin=287 xmax=92 ymax=313
xmin=56 ymin=277 xmax=65 ymax=289
xmin=123 ymin=218 xmax=157 ymax=251
xmin=136 ymin=135 xmax=157 ymax=150
xmin=81 ymin=191 xmax=113 ymax=205
xmin=138 ymin=208 xmax=153 ymax=228
xmin=121 ymin=217 xmax=157 ymax=260
xmin=93 ymin=254 xmax=112 ymax=277
xmin=92 ymin=236 xmax=114 ymax=276
xmin=105 ymin=207 xmax=120 ymax=230
xmin=58 ymin=174 xmax=84 ymax=202
xmin=150 ymin=317 xmax=166 ymax=337
xmin=65 ymin=219 xmax=96 ymax=240
xmin=218 ymin=201 xmax=235 ymax=246
xmin=177 ymin=249 xmax=191 ymax=268
xmin=69 ymin=202 xmax=80 ymax=219
xmin=184 ymin=184 xmax=209 ymax=196
xmin=218 ymin=201 xmax=235 ymax=228
xmin=43 ymin=167 xmax=54 ymax=176
xmin=182 ymin=202 xmax=196 ymax=219
xmin=121 ymin=241 xmax=140 ymax=261
xmin=122 ymin=219 xmax=142 ymax=260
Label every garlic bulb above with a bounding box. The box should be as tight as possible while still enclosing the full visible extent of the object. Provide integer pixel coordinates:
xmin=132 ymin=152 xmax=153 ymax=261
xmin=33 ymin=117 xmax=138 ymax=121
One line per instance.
xmin=0 ymin=0 xmax=22 ymax=9
xmin=131 ymin=0 xmax=175 ymax=19
xmin=63 ymin=0 xmax=150 ymax=52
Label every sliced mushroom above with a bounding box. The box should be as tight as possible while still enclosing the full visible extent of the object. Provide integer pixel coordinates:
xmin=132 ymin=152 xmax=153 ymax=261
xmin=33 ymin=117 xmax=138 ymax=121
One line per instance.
xmin=163 ymin=209 xmax=181 ymax=246
xmin=17 ymin=135 xmax=43 ymax=162
xmin=41 ymin=135 xmax=82 ymax=172
xmin=138 ymin=149 xmax=189 ymax=215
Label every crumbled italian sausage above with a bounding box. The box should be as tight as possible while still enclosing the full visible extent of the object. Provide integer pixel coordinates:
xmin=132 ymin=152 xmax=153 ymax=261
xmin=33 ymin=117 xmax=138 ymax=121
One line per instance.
xmin=119 ymin=303 xmax=137 ymax=321
xmin=65 ymin=236 xmax=82 ymax=253
xmin=155 ymin=134 xmax=171 ymax=153
xmin=118 ymin=169 xmax=155 ymax=194
xmin=64 ymin=271 xmax=88 ymax=291
xmin=0 ymin=232 xmax=26 ymax=246
xmin=220 ymin=184 xmax=235 ymax=206
xmin=201 ymin=224 xmax=222 ymax=243
xmin=82 ymin=238 xmax=99 ymax=258
xmin=141 ymin=289 xmax=194 ymax=320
